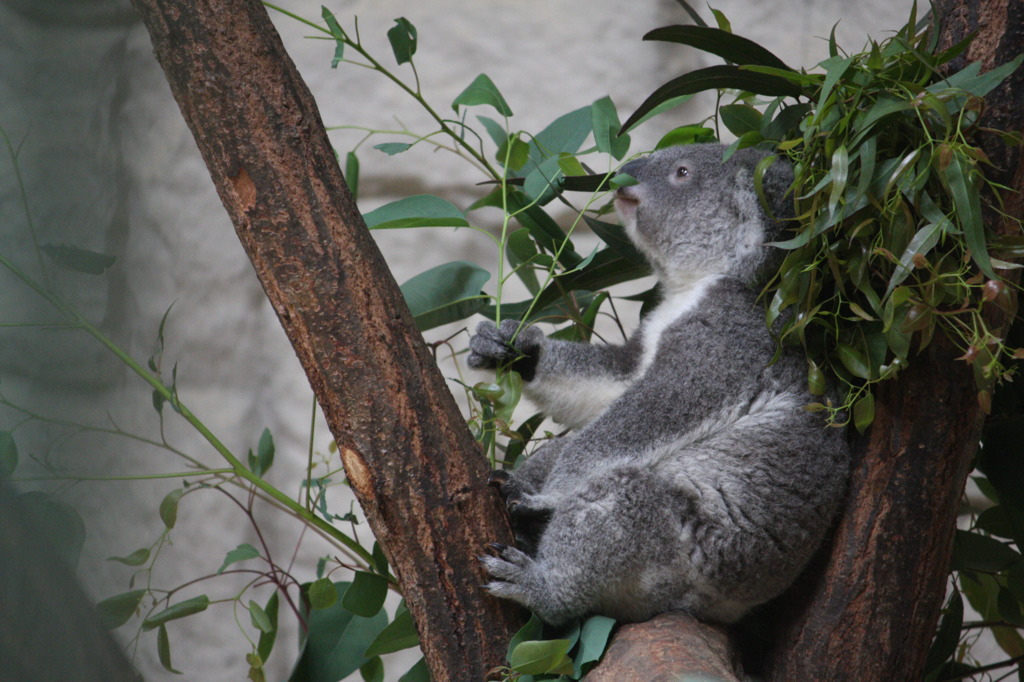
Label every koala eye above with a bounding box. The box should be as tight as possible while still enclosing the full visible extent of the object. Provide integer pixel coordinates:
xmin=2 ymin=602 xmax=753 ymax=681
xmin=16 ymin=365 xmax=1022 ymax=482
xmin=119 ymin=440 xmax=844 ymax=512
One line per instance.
xmin=675 ymin=166 xmax=690 ymax=179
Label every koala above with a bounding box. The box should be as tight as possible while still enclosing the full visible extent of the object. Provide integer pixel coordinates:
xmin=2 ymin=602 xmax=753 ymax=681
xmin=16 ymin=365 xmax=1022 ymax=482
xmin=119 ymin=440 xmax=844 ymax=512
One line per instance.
xmin=468 ymin=143 xmax=849 ymax=626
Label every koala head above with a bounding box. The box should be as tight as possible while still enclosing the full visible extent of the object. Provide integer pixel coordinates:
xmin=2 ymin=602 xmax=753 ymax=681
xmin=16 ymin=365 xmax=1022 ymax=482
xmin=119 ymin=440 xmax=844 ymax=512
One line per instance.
xmin=614 ymin=143 xmax=794 ymax=290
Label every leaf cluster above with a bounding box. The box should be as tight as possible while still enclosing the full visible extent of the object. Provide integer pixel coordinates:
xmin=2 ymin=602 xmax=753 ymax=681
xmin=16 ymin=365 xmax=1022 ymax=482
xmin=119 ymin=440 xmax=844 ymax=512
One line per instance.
xmin=629 ymin=4 xmax=1024 ymax=427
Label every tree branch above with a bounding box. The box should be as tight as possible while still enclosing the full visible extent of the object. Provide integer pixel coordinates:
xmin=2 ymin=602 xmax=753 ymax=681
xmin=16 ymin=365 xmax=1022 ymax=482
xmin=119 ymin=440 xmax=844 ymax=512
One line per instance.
xmin=127 ymin=0 xmax=523 ymax=677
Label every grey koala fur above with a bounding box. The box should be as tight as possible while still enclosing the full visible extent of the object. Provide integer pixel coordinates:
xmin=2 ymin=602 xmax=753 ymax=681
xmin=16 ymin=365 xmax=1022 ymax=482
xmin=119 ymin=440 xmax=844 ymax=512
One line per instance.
xmin=468 ymin=143 xmax=849 ymax=625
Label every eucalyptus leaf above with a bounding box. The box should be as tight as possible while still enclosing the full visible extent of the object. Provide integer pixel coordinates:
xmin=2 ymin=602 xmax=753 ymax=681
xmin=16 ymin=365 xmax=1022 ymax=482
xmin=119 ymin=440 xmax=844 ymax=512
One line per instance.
xmin=400 ymin=261 xmax=491 ymax=331
xmin=257 ymin=591 xmax=280 ymax=662
xmin=590 ymin=96 xmax=630 ymax=160
xmin=96 ymin=589 xmax=147 ymax=629
xmin=39 ymin=243 xmax=116 ymax=275
xmin=142 ymin=595 xmax=211 ymax=631
xmin=373 ymin=142 xmax=412 ymax=156
xmin=386 ymin=17 xmax=417 ymax=65
xmin=157 ymin=624 xmax=182 ymax=674
xmin=623 ymin=65 xmax=801 ymax=132
xmin=159 ymin=488 xmax=184 ymax=530
xmin=509 ymin=639 xmax=574 ymax=675
xmin=452 ymin=73 xmax=513 ymax=117
xmin=363 ymin=608 xmax=419 ymax=658
xmin=309 ymin=577 xmax=339 ymax=610
xmin=643 ymin=25 xmax=791 ymax=71
xmin=217 ymin=543 xmax=260 ymax=574
xmin=322 ymin=6 xmax=345 ymax=68
xmin=342 ymin=571 xmax=388 ymax=617
xmin=107 ymin=547 xmax=150 ymax=566
xmin=288 ymin=582 xmax=388 ymax=682
xmin=364 ymin=194 xmax=469 ymax=231
xmin=397 ymin=658 xmax=430 ymax=682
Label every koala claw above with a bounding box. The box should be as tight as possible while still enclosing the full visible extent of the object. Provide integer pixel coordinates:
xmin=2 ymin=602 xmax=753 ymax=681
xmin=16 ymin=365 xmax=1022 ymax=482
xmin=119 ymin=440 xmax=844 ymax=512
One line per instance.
xmin=488 ymin=469 xmax=511 ymax=487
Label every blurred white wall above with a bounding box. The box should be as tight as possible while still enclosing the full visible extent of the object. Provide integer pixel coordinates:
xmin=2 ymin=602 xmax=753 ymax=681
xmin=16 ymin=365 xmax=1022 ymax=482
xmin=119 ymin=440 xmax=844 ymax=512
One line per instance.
xmin=0 ymin=1 xmax=910 ymax=680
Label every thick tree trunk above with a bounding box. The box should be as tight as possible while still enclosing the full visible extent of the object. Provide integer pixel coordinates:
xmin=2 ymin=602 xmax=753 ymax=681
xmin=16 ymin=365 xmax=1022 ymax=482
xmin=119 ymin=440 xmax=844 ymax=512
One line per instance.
xmin=127 ymin=0 xmax=523 ymax=678
xmin=764 ymin=1 xmax=1024 ymax=679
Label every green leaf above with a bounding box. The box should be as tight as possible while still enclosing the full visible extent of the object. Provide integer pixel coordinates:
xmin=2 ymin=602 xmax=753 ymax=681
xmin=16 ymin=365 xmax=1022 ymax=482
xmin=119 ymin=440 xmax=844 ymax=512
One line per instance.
xmin=509 ymin=639 xmax=575 ymax=675
xmin=852 ymin=392 xmax=875 ymax=433
xmin=248 ymin=600 xmax=273 ymax=634
xmin=107 ymin=547 xmax=151 ymax=566
xmin=582 ymin=216 xmax=646 ymax=265
xmin=157 ymin=624 xmax=182 ymax=674
xmin=288 ymin=582 xmax=388 ymax=682
xmin=159 ymin=488 xmax=184 ymax=529
xmin=655 ymin=125 xmax=717 ymax=149
xmin=710 ymin=7 xmax=731 ymax=32
xmin=322 ymin=6 xmax=345 ymax=68
xmin=39 ymin=243 xmax=116 ymax=275
xmin=364 ymin=607 xmax=420 ymax=657
xmin=530 ymin=106 xmax=594 ymax=162
xmin=452 ymin=73 xmax=513 ymax=117
xmin=477 ymin=115 xmax=507 ymax=148
xmin=218 ymin=543 xmax=260 ymax=574
xmin=0 ymin=431 xmax=17 ymax=477
xmin=386 ymin=17 xmax=417 ymax=65
xmin=345 ymin=151 xmax=360 ymax=199
xmin=497 ymin=133 xmax=530 ymax=171
xmin=257 ymin=591 xmax=280 ymax=662
xmin=816 ymin=55 xmax=853 ymax=111
xmin=590 ymin=96 xmax=630 ymax=160
xmin=643 ymin=25 xmax=791 ymax=71
xmin=836 ymin=343 xmax=871 ymax=379
xmin=827 ymin=145 xmax=849 ymax=216
xmin=622 ymin=65 xmax=801 ymax=132
xmin=529 ymin=249 xmax=651 ymax=314
xmin=944 ymin=152 xmax=994 ymax=279
xmin=397 ymin=658 xmax=430 ymax=682
xmin=248 ymin=427 xmax=275 ymax=476
xmin=719 ymin=104 xmax=762 ymax=137
xmin=620 ymin=94 xmax=694 ymax=134
xmin=142 ymin=595 xmax=211 ymax=631
xmin=523 ymin=154 xmax=565 ymax=203
xmin=400 ymin=260 xmax=490 ymax=331
xmin=929 ymin=53 xmax=1024 ymax=99
xmin=360 ymin=657 xmax=384 ymax=682
xmin=342 ymin=571 xmax=388 ymax=617
xmin=309 ymin=577 xmax=339 ymax=610
xmin=373 ymin=142 xmax=412 ymax=156
xmin=951 ymin=530 xmax=1021 ymax=573
xmin=363 ymin=195 xmax=469 ymax=230
xmin=574 ymin=615 xmax=616 ymax=678
xmin=96 ymin=589 xmax=147 ymax=629
xmin=924 ymin=589 xmax=963 ymax=675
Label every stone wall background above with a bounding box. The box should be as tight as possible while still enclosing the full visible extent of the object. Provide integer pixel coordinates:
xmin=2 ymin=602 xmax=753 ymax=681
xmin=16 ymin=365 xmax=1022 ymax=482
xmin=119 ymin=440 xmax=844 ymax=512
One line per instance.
xmin=0 ymin=1 xmax=914 ymax=679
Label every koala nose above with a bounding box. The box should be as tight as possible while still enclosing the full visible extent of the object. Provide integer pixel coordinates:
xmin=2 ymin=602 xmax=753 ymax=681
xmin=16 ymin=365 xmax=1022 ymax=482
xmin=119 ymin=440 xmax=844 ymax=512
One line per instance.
xmin=619 ymin=158 xmax=647 ymax=181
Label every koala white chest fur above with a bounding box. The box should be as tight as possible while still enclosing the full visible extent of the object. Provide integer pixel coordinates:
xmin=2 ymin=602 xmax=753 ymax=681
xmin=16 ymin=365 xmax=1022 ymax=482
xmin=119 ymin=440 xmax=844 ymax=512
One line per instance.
xmin=468 ymin=143 xmax=850 ymax=626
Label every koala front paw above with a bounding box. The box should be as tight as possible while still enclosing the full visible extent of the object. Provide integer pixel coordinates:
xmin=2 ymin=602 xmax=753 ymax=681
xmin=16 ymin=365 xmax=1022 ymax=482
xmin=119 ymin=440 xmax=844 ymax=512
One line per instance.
xmin=480 ymin=544 xmax=538 ymax=603
xmin=467 ymin=319 xmax=543 ymax=380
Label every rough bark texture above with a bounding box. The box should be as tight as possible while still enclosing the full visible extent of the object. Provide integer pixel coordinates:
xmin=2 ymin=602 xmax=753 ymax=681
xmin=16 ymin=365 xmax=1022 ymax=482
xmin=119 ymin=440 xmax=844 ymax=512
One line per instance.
xmin=127 ymin=0 xmax=523 ymax=678
xmin=764 ymin=1 xmax=1024 ymax=679
xmin=585 ymin=612 xmax=740 ymax=682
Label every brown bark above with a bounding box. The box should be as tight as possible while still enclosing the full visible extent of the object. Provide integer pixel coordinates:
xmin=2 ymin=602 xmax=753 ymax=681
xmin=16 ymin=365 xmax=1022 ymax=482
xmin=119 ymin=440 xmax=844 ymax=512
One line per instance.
xmin=764 ymin=1 xmax=1024 ymax=680
xmin=585 ymin=613 xmax=740 ymax=682
xmin=127 ymin=0 xmax=523 ymax=678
